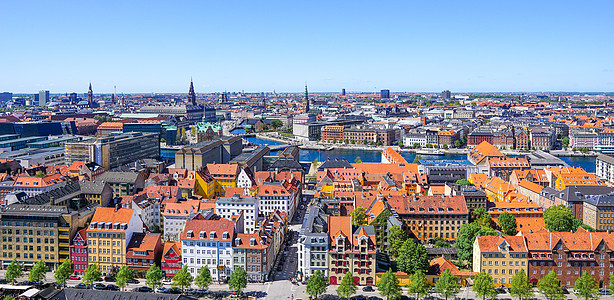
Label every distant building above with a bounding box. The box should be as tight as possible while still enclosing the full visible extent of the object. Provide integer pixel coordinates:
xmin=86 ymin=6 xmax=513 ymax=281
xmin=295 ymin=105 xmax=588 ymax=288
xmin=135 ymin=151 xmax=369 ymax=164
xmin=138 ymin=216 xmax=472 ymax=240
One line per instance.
xmin=441 ymin=90 xmax=451 ymax=100
xmin=39 ymin=90 xmax=49 ymax=106
xmin=341 ymin=89 xmax=346 ymax=96
xmin=380 ymin=89 xmax=390 ymax=99
xmin=0 ymin=92 xmax=12 ymax=102
xmin=174 ymin=136 xmax=242 ymax=171
xmin=203 ymin=106 xmax=217 ymax=123
xmin=596 ymin=154 xmax=614 ymax=183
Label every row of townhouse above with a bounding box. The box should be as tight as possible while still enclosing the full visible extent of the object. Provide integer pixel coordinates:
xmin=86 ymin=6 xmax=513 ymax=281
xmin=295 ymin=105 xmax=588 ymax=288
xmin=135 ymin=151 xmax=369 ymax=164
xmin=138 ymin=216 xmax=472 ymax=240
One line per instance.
xmin=570 ymin=128 xmax=614 ymax=152
xmin=467 ymin=127 xmax=552 ymax=150
xmin=401 ymin=128 xmax=462 ymax=148
xmin=474 ymin=229 xmax=614 ymax=288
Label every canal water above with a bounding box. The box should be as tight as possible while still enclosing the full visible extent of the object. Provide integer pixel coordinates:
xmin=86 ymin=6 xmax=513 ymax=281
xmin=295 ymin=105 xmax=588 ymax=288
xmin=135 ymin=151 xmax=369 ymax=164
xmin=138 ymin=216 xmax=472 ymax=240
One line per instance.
xmin=242 ymin=134 xmax=597 ymax=172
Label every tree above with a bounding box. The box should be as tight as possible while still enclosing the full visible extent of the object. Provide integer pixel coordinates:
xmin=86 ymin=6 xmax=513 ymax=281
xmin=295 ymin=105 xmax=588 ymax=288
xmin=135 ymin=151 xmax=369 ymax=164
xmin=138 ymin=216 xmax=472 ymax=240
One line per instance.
xmin=354 ymin=156 xmax=362 ymax=163
xmin=378 ymin=269 xmax=401 ymax=300
xmin=573 ymin=218 xmax=595 ymax=232
xmin=397 ymin=239 xmax=429 ymax=274
xmin=270 ymin=119 xmax=283 ymax=129
xmin=29 ymin=260 xmax=48 ymax=282
xmin=562 ymin=137 xmax=570 ymax=148
xmin=574 ymin=271 xmax=599 ymax=300
xmin=473 ymin=207 xmax=492 ymax=228
xmin=54 ymin=259 xmax=73 ymax=287
xmin=388 ymin=225 xmax=407 ymax=258
xmin=454 ymin=140 xmax=461 ymax=148
xmin=473 ymin=272 xmax=496 ymax=300
xmin=538 ymin=271 xmax=564 ymax=300
xmin=455 ymin=179 xmax=473 ymax=186
xmin=145 ymin=265 xmax=164 ymax=290
xmin=442 ymin=144 xmax=448 ymax=149
xmin=172 ymin=265 xmax=193 ymax=292
xmin=337 ymin=272 xmax=357 ymax=299
xmin=498 ymin=212 xmax=517 ymax=235
xmin=413 ymin=154 xmax=422 ymax=164
xmin=194 ymin=267 xmax=212 ymax=290
xmin=435 ymin=239 xmax=451 ymax=248
xmin=3 ymin=296 xmax=16 ymax=300
xmin=609 ymin=274 xmax=614 ymax=296
xmin=116 ymin=266 xmax=134 ymax=291
xmin=350 ymin=206 xmax=367 ymax=225
xmin=398 ymin=141 xmax=404 ymax=148
xmin=34 ymin=171 xmax=45 ymax=178
xmin=407 ymin=270 xmax=428 ymax=300
xmin=306 ymin=270 xmax=327 ymax=299
xmin=82 ymin=263 xmax=101 ymax=287
xmin=544 ymin=205 xmax=575 ymax=232
xmin=5 ymin=258 xmax=22 ymax=284
xmin=413 ymin=143 xmax=421 ymax=149
xmin=435 ymin=269 xmax=460 ymax=300
xmin=510 ymin=270 xmax=533 ymax=300
xmin=228 ymin=266 xmax=247 ymax=294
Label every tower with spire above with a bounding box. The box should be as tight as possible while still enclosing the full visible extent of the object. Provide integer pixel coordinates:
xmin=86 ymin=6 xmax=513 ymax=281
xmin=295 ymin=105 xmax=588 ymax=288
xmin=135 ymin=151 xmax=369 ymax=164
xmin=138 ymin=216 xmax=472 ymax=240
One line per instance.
xmin=87 ymin=83 xmax=93 ymax=107
xmin=188 ymin=79 xmax=196 ymax=106
xmin=304 ymin=83 xmax=310 ymax=113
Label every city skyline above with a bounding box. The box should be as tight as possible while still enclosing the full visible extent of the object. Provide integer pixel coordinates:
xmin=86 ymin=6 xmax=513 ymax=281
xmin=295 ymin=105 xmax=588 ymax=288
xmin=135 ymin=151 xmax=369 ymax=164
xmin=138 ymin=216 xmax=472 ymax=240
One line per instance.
xmin=1 ymin=0 xmax=613 ymax=93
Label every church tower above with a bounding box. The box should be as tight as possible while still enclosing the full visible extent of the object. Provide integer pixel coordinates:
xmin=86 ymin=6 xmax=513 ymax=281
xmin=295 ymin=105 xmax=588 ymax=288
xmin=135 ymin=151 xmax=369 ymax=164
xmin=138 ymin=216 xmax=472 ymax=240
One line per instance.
xmin=188 ymin=79 xmax=196 ymax=106
xmin=304 ymin=83 xmax=310 ymax=113
xmin=87 ymin=83 xmax=93 ymax=107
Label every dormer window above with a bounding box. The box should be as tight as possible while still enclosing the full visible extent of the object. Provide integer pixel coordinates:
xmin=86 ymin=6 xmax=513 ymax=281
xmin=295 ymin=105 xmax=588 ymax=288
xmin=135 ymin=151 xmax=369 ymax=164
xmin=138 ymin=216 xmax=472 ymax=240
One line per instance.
xmin=250 ymin=238 xmax=256 ymax=246
xmin=235 ymin=237 xmax=241 ymax=245
xmin=187 ymin=230 xmax=194 ymax=238
xmin=210 ymin=231 xmax=216 ymax=239
xmin=223 ymin=232 xmax=229 ymax=239
xmin=90 ymin=222 xmax=97 ymax=229
xmin=199 ymin=231 xmax=206 ymax=239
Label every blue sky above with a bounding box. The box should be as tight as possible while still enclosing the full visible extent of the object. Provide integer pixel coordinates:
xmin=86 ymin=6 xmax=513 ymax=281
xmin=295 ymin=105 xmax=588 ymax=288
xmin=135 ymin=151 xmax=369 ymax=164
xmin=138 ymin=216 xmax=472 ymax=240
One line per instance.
xmin=1 ymin=1 xmax=613 ymax=93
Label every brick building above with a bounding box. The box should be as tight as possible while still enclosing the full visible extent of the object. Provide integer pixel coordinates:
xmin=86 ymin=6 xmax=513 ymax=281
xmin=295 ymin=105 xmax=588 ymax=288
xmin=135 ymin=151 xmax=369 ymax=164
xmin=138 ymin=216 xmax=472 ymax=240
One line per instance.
xmin=328 ymin=216 xmax=376 ymax=286
xmin=321 ymin=125 xmax=344 ymax=142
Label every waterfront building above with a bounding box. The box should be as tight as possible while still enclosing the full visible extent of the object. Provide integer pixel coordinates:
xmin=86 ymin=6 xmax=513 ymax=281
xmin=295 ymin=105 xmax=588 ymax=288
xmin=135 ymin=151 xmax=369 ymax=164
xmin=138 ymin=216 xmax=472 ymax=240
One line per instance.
xmin=174 ymin=136 xmax=242 ymax=171
xmin=487 ymin=157 xmax=530 ymax=181
xmin=468 ymin=141 xmax=505 ymax=165
xmin=530 ymin=128 xmax=556 ymax=150
xmin=596 ymin=154 xmax=614 ymax=183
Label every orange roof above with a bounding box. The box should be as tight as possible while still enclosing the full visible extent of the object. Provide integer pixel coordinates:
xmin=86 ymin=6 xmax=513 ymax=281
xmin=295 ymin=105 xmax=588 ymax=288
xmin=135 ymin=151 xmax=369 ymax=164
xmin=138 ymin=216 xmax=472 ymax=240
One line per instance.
xmin=429 ymin=257 xmax=476 ymax=277
xmin=224 ymin=187 xmax=245 ymax=197
xmin=89 ymin=207 xmax=135 ymax=231
xmin=163 ymin=200 xmax=201 ymax=216
xmin=381 ymin=147 xmax=409 ymax=165
xmin=207 ymin=164 xmax=239 ymax=176
xmin=329 ymin=216 xmax=352 ymax=247
xmin=258 ymin=183 xmax=292 ymax=197
xmin=559 ymin=173 xmax=604 ymax=187
xmin=468 ymin=141 xmax=505 ymax=164
xmin=234 ymin=233 xmax=269 ymax=249
xmin=126 ymin=233 xmax=161 ymax=256
xmin=181 ymin=217 xmax=235 ymax=242
xmin=469 ymin=173 xmax=489 ymax=188
xmin=488 ymin=157 xmax=529 ymax=168
xmin=386 ymin=195 xmax=468 ymax=215
xmin=13 ymin=173 xmax=68 ymax=188
xmin=476 ymin=235 xmax=528 ymax=253
xmin=518 ymin=179 xmax=544 ymax=194
xmin=428 ymin=185 xmax=446 ymax=195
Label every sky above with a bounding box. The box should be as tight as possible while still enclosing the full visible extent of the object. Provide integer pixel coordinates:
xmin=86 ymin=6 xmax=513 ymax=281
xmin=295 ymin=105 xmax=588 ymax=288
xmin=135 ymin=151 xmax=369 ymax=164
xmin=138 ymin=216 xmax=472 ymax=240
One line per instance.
xmin=1 ymin=1 xmax=613 ymax=94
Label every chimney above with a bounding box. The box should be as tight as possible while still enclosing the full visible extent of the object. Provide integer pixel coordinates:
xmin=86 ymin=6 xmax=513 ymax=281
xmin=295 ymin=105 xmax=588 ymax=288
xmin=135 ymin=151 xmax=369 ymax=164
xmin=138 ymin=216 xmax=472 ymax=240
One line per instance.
xmin=115 ymin=203 xmax=120 ymax=212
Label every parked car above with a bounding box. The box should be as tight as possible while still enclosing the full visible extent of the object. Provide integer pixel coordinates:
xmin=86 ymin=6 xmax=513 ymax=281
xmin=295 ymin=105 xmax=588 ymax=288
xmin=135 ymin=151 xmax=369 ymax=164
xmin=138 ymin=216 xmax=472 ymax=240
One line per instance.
xmin=74 ymin=283 xmax=87 ymax=289
xmin=368 ymin=297 xmax=382 ymax=300
xmin=600 ymin=289 xmax=611 ymax=295
xmin=138 ymin=286 xmax=153 ymax=293
xmin=169 ymin=287 xmax=182 ymax=294
xmin=362 ymin=286 xmax=375 ymax=292
xmin=127 ymin=278 xmax=139 ymax=284
xmin=351 ymin=296 xmax=367 ymax=300
xmin=562 ymin=287 xmax=570 ymax=294
xmin=104 ymin=276 xmax=115 ymax=282
xmin=156 ymin=287 xmax=169 ymax=293
xmin=496 ymin=288 xmax=506 ymax=294
xmin=69 ymin=275 xmax=80 ymax=280
xmin=106 ymin=284 xmax=120 ymax=291
xmin=93 ymin=283 xmax=107 ymax=290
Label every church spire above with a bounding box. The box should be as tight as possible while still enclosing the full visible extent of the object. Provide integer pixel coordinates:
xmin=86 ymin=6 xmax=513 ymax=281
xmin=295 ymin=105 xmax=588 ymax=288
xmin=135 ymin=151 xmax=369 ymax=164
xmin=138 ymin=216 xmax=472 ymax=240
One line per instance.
xmin=188 ymin=78 xmax=196 ymax=105
xmin=304 ymin=82 xmax=310 ymax=113
xmin=87 ymin=83 xmax=93 ymax=107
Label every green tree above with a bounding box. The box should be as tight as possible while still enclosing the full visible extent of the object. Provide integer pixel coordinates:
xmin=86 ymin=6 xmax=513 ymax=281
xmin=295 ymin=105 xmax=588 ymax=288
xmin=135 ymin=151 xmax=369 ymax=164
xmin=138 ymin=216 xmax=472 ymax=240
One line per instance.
xmin=354 ymin=156 xmax=362 ymax=163
xmin=82 ymin=263 xmax=101 ymax=287
xmin=544 ymin=205 xmax=575 ymax=232
xmin=498 ymin=212 xmax=517 ymax=235
xmin=115 ymin=266 xmax=134 ymax=291
xmin=398 ymin=141 xmax=404 ymax=148
xmin=407 ymin=270 xmax=428 ymax=300
xmin=344 ymin=139 xmax=349 ymax=144
xmin=350 ymin=206 xmax=367 ymax=225
xmin=572 ymin=218 xmax=595 ymax=232
xmin=473 ymin=207 xmax=492 ymax=228
xmin=413 ymin=143 xmax=421 ymax=149
xmin=337 ymin=272 xmax=357 ymax=299
xmin=28 ymin=260 xmax=48 ymax=282
xmin=510 ymin=270 xmax=533 ymax=300
xmin=145 ymin=264 xmax=164 ymax=290
xmin=397 ymin=239 xmax=429 ymax=274
xmin=194 ymin=267 xmax=212 ymax=290
xmin=435 ymin=239 xmax=451 ymax=248
xmin=388 ymin=225 xmax=408 ymax=258
xmin=270 ymin=119 xmax=283 ymax=129
xmin=5 ymin=258 xmax=22 ymax=284
xmin=538 ymin=271 xmax=564 ymax=300
xmin=228 ymin=266 xmax=247 ymax=294
xmin=473 ymin=272 xmax=496 ymax=300
xmin=306 ymin=270 xmax=327 ymax=300
xmin=574 ymin=271 xmax=599 ymax=300
xmin=456 ymin=222 xmax=497 ymax=266
xmin=562 ymin=137 xmax=570 ymax=148
xmin=172 ymin=265 xmax=193 ymax=292
xmin=34 ymin=171 xmax=45 ymax=178
xmin=3 ymin=296 xmax=16 ymax=300
xmin=608 ymin=274 xmax=614 ymax=295
xmin=413 ymin=154 xmax=422 ymax=164
xmin=54 ymin=259 xmax=73 ymax=287
xmin=435 ymin=269 xmax=460 ymax=300
xmin=454 ymin=140 xmax=461 ymax=147
xmin=442 ymin=144 xmax=448 ymax=149
xmin=455 ymin=179 xmax=474 ymax=186
xmin=378 ymin=269 xmax=401 ymax=300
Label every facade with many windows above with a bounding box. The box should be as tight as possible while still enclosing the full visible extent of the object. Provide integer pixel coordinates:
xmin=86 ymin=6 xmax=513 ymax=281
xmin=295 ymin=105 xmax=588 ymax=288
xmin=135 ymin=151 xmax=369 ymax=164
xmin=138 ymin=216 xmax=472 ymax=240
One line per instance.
xmin=328 ymin=216 xmax=376 ymax=286
xmin=473 ymin=235 xmax=529 ymax=287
